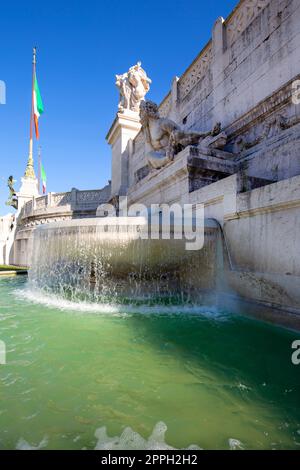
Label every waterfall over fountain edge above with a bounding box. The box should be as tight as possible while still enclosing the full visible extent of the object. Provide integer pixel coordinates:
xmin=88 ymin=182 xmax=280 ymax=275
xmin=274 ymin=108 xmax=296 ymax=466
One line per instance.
xmin=28 ymin=217 xmax=225 ymax=305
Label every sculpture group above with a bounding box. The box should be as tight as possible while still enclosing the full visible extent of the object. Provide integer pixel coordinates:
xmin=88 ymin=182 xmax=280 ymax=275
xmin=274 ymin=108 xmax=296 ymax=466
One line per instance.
xmin=116 ymin=62 xmax=151 ymax=113
xmin=115 ymin=62 xmax=229 ymax=170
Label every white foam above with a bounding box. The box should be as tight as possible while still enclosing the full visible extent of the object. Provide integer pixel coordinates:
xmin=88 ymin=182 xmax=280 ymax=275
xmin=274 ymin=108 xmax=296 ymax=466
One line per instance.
xmin=14 ymin=425 xmax=244 ymax=450
xmin=15 ymin=288 xmax=122 ymax=315
xmin=16 ymin=436 xmax=48 ymax=450
xmin=15 ymin=287 xmax=229 ymax=319
xmin=237 ymin=383 xmax=251 ymax=391
xmin=228 ymin=438 xmax=244 ymax=450
xmin=94 ymin=421 xmax=201 ymax=450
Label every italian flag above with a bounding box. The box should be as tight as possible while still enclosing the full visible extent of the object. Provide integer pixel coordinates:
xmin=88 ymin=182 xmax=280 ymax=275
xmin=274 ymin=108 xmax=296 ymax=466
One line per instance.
xmin=33 ymin=73 xmax=44 ymax=139
xmin=41 ymin=162 xmax=47 ymax=194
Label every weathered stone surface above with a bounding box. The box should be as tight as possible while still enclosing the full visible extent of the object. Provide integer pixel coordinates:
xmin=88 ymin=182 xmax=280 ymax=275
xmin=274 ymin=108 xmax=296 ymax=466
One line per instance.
xmin=154 ymin=0 xmax=300 ymax=184
xmin=0 ymin=214 xmax=15 ymax=265
xmin=2 ymin=0 xmax=300 ymax=323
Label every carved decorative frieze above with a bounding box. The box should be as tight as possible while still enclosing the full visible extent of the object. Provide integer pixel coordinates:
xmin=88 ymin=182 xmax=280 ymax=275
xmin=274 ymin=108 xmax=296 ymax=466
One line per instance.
xmin=226 ymin=0 xmax=271 ymax=47
xmin=226 ymin=76 xmax=300 ymax=140
xmin=178 ymin=44 xmax=212 ymax=101
xmin=159 ymin=93 xmax=171 ymax=118
xmin=21 ymin=215 xmax=73 ymax=229
xmin=76 ymin=190 xmax=106 ymax=203
xmin=52 ymin=192 xmax=71 ymax=206
xmin=234 ymin=112 xmax=300 ymax=152
xmin=35 ymin=196 xmax=47 ymax=209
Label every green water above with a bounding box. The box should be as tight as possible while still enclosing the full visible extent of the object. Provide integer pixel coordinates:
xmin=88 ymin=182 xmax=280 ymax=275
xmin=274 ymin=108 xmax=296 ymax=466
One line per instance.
xmin=0 ymin=276 xmax=300 ymax=450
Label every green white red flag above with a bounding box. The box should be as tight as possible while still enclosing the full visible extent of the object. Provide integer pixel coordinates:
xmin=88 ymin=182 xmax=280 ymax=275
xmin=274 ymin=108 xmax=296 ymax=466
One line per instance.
xmin=33 ymin=73 xmax=44 ymax=139
xmin=40 ymin=161 xmax=47 ymax=194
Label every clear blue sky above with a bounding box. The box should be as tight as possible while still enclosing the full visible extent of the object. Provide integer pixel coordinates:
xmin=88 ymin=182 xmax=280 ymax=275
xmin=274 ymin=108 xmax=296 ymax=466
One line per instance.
xmin=0 ymin=0 xmax=237 ymax=214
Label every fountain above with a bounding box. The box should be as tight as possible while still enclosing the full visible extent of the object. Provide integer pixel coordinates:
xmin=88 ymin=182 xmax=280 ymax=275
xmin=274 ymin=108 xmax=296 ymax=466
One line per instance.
xmin=29 ymin=216 xmax=225 ymax=305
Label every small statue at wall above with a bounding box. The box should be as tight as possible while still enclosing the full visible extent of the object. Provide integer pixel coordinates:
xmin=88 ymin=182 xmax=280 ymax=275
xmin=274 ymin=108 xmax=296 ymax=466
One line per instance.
xmin=116 ymin=62 xmax=152 ymax=113
xmin=140 ymin=100 xmax=215 ymax=169
xmin=5 ymin=175 xmax=18 ymax=210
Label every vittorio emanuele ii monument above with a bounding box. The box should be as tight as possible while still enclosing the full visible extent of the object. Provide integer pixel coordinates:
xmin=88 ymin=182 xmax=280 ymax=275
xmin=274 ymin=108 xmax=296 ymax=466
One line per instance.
xmin=1 ymin=0 xmax=300 ymax=329
xmin=2 ymin=0 xmax=300 ymax=453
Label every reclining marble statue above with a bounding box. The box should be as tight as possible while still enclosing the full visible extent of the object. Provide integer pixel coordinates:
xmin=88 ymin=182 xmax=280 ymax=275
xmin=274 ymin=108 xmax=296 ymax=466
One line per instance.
xmin=140 ymin=100 xmax=227 ymax=169
xmin=116 ymin=62 xmax=152 ymax=113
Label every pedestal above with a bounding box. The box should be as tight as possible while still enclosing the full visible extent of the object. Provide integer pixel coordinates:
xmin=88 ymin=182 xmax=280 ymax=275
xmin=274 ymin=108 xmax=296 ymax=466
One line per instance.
xmin=106 ymin=110 xmax=141 ymax=197
xmin=17 ymin=176 xmax=39 ymax=213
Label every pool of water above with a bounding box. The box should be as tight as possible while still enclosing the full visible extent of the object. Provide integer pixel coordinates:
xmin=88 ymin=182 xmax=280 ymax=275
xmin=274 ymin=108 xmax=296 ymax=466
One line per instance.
xmin=0 ymin=276 xmax=300 ymax=450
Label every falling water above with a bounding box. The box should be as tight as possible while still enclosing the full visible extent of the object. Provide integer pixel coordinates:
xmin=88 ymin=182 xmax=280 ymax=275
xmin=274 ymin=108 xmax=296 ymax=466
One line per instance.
xmin=29 ymin=217 xmax=223 ymax=305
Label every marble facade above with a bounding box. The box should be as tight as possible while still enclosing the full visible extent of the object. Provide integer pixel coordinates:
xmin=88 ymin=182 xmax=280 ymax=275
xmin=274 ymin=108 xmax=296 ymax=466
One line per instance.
xmin=2 ymin=0 xmax=300 ymax=324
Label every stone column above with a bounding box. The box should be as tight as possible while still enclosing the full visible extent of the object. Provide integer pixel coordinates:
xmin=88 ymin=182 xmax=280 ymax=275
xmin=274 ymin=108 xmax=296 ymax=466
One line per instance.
xmin=47 ymin=192 xmax=53 ymax=207
xmin=212 ymin=16 xmax=228 ymax=127
xmin=106 ymin=110 xmax=141 ymax=197
xmin=170 ymin=76 xmax=179 ymax=121
xmin=71 ymin=188 xmax=77 ymax=208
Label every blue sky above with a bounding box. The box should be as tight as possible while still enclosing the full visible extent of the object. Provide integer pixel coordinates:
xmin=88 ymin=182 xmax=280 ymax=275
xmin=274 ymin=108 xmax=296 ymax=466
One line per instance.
xmin=0 ymin=0 xmax=237 ymax=214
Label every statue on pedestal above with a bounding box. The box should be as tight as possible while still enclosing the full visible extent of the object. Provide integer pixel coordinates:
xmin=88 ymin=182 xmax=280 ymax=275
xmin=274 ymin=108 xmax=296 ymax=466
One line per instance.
xmin=116 ymin=62 xmax=151 ymax=113
xmin=5 ymin=176 xmax=18 ymax=210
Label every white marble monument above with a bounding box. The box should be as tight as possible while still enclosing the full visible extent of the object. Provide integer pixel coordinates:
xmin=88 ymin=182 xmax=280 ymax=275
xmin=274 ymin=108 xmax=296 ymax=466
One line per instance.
xmin=107 ymin=62 xmax=152 ymax=197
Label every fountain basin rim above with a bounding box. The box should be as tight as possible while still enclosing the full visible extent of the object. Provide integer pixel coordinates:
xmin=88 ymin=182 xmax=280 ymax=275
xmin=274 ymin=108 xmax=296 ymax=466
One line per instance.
xmin=35 ymin=217 xmax=220 ymax=230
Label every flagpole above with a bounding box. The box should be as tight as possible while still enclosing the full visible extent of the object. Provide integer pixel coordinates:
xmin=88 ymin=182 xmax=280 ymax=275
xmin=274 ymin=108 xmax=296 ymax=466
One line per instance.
xmin=38 ymin=145 xmax=41 ymax=194
xmin=24 ymin=47 xmax=37 ymax=179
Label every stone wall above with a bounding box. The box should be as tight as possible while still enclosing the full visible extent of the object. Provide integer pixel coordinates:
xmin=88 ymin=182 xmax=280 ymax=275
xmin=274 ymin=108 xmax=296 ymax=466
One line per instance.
xmin=120 ymin=0 xmax=300 ymax=319
xmin=129 ymin=146 xmax=300 ymax=315
xmin=223 ymin=175 xmax=300 ymax=314
xmin=4 ymin=0 xmax=300 ymax=322
xmin=12 ymin=184 xmax=111 ymax=266
xmin=174 ymin=0 xmax=299 ymax=130
xmin=0 ymin=214 xmax=15 ymax=265
xmin=19 ymin=185 xmax=111 ymax=227
xmin=129 ymin=0 xmax=300 ymax=186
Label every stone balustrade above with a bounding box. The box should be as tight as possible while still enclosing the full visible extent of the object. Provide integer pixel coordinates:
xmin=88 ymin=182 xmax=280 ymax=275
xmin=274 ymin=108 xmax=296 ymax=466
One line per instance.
xmin=178 ymin=43 xmax=212 ymax=102
xmin=19 ymin=185 xmax=111 ymax=226
xmin=158 ymin=0 xmax=272 ymax=114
